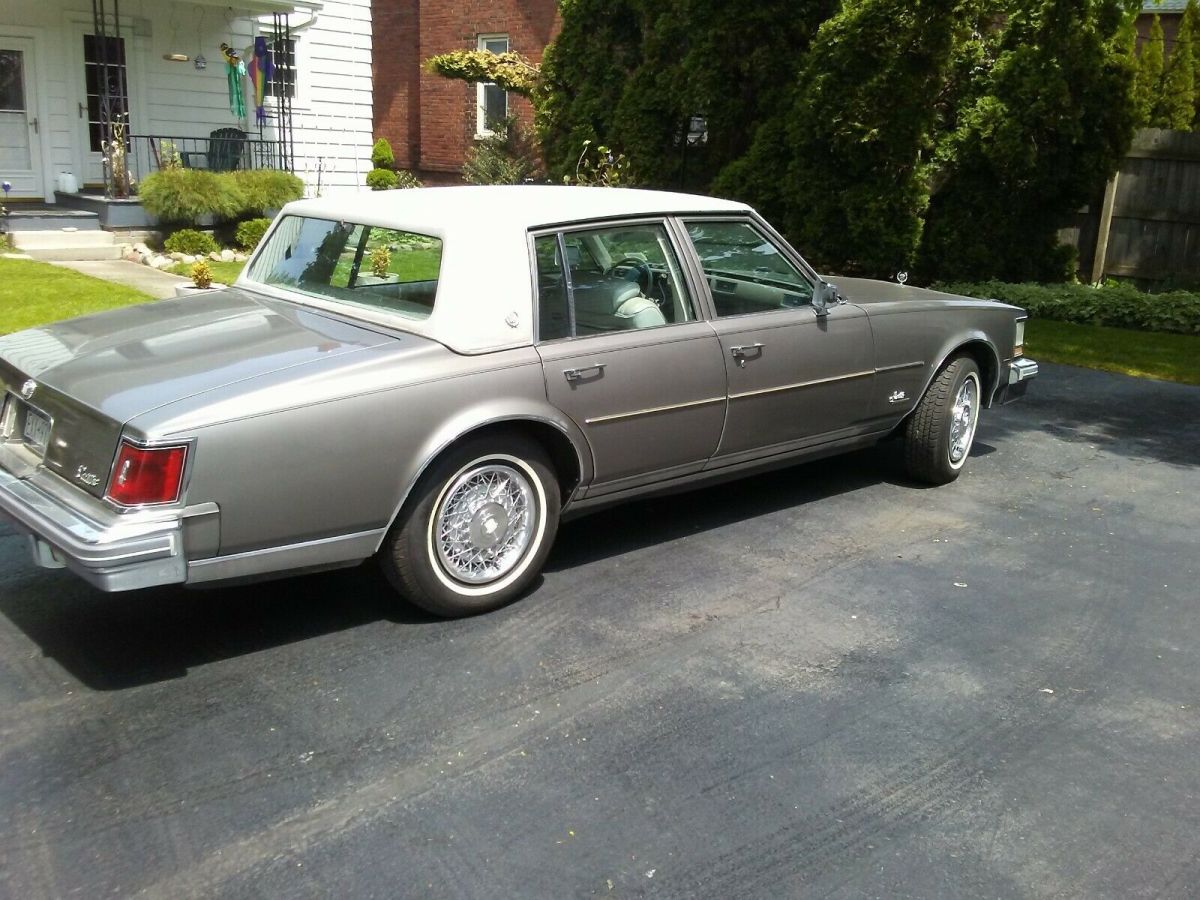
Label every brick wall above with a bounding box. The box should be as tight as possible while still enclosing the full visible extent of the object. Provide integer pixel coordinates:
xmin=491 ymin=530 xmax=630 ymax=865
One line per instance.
xmin=371 ymin=0 xmax=560 ymax=182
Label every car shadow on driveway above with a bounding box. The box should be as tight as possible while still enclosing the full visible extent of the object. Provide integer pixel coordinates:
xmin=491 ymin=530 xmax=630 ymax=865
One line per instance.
xmin=0 ymin=444 xmax=911 ymax=692
xmin=0 ymin=562 xmax=441 ymax=691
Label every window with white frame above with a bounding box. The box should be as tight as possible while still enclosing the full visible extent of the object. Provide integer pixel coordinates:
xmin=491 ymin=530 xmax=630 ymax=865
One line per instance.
xmin=476 ymin=34 xmax=509 ymax=136
xmin=264 ymin=37 xmax=297 ymax=99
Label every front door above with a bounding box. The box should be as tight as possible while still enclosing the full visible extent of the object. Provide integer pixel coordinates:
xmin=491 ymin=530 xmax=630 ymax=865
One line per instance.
xmin=680 ymin=218 xmax=876 ymax=463
xmin=77 ymin=31 xmax=131 ymax=187
xmin=0 ymin=37 xmax=45 ymax=199
xmin=533 ymin=221 xmax=728 ymax=496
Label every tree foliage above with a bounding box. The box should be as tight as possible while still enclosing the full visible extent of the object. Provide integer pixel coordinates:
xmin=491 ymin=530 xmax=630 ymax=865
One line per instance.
xmin=1160 ymin=14 xmax=1196 ymax=130
xmin=532 ymin=0 xmax=1143 ymax=282
xmin=535 ymin=0 xmax=833 ymax=188
xmin=729 ymin=0 xmax=972 ymax=277
xmin=920 ymin=0 xmax=1138 ymax=282
xmin=424 ymin=50 xmax=540 ymax=96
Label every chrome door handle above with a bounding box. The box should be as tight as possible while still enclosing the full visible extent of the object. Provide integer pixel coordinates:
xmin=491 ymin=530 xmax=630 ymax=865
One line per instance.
xmin=730 ymin=343 xmax=764 ymax=367
xmin=563 ymin=363 xmax=606 ymax=382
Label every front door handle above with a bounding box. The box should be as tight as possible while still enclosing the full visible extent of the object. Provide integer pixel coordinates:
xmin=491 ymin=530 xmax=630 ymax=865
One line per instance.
xmin=563 ymin=363 xmax=606 ymax=382
xmin=729 ymin=343 xmax=764 ymax=367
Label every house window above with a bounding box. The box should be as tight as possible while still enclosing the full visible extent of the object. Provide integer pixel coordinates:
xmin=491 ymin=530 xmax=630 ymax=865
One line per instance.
xmin=476 ymin=34 xmax=509 ymax=136
xmin=83 ymin=33 xmax=131 ymax=152
xmin=265 ymin=37 xmax=296 ymax=99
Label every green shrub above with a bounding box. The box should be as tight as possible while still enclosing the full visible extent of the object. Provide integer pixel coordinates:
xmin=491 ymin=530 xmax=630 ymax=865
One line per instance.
xmin=164 ymin=228 xmax=219 ymax=256
xmin=371 ymin=138 xmax=396 ymax=171
xmin=138 ymin=168 xmax=244 ymax=224
xmin=229 ymin=170 xmax=303 ymax=216
xmin=394 ymin=170 xmax=422 ymax=189
xmin=463 ymin=118 xmax=540 ymax=185
xmin=366 ymin=168 xmax=398 ymax=191
xmin=935 ymin=280 xmax=1200 ymax=335
xmin=235 ymin=217 xmax=272 ymax=251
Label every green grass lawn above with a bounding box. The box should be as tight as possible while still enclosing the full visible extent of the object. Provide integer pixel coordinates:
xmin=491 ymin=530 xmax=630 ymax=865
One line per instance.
xmin=0 ymin=257 xmax=154 ymax=335
xmin=166 ymin=259 xmax=247 ymax=285
xmin=1026 ymin=318 xmax=1200 ymax=385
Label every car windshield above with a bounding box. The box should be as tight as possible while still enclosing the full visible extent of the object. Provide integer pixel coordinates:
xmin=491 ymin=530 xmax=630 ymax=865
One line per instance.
xmin=247 ymin=215 xmax=443 ymax=321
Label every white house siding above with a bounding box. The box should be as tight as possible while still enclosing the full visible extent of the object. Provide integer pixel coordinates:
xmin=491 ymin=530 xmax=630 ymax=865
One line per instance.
xmin=0 ymin=0 xmax=372 ymax=201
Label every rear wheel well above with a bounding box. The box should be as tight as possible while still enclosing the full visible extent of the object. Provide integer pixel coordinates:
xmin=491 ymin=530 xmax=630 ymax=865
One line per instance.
xmin=436 ymin=421 xmax=582 ymax=502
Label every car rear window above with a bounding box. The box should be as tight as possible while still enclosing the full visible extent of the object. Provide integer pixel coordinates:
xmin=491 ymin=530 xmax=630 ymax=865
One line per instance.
xmin=247 ymin=216 xmax=443 ymax=321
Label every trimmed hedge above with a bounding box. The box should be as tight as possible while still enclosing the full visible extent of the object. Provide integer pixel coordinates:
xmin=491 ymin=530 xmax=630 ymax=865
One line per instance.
xmin=139 ymin=168 xmax=302 ymax=224
xmin=936 ymin=280 xmax=1200 ymax=336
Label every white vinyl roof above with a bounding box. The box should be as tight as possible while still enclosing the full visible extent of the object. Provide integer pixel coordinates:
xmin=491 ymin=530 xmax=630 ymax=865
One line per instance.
xmin=283 ymin=186 xmax=750 ymax=235
xmin=246 ymin=187 xmax=754 ymax=354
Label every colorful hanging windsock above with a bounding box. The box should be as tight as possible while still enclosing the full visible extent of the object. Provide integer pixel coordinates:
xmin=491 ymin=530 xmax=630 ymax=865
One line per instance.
xmin=247 ymin=37 xmax=274 ymax=126
xmin=220 ymin=42 xmax=247 ymax=119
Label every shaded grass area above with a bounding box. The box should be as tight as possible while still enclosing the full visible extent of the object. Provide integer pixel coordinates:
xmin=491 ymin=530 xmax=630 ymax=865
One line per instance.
xmin=166 ymin=259 xmax=247 ymax=285
xmin=1026 ymin=319 xmax=1200 ymax=385
xmin=0 ymin=257 xmax=153 ymax=335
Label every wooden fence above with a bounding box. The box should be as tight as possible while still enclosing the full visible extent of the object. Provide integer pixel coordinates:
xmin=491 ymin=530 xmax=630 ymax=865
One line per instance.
xmin=1062 ymin=128 xmax=1200 ymax=288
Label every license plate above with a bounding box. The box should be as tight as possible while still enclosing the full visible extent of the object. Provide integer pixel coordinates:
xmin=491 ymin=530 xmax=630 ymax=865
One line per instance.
xmin=22 ymin=408 xmax=51 ymax=455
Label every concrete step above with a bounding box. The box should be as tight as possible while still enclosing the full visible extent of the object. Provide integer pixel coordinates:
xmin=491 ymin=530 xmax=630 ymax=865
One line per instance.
xmin=5 ymin=209 xmax=100 ymax=231
xmin=19 ymin=245 xmax=123 ymax=261
xmin=11 ymin=230 xmax=118 ymax=250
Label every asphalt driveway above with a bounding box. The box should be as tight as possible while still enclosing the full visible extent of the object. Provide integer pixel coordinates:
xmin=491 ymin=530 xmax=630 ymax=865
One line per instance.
xmin=1 ymin=363 xmax=1197 ymax=898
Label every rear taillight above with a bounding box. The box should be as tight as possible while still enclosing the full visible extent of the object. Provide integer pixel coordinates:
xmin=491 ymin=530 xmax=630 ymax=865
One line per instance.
xmin=106 ymin=441 xmax=188 ymax=506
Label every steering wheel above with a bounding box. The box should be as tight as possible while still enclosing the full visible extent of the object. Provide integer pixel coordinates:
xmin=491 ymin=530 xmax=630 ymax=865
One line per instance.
xmin=613 ymin=257 xmax=653 ymax=296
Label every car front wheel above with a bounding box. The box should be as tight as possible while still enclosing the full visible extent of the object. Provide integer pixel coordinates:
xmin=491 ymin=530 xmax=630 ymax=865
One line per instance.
xmin=380 ymin=434 xmax=560 ymax=617
xmin=903 ymin=355 xmax=982 ymax=485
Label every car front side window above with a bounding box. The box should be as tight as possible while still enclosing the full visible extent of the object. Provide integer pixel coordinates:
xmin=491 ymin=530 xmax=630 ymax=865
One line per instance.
xmin=684 ymin=220 xmax=813 ymax=316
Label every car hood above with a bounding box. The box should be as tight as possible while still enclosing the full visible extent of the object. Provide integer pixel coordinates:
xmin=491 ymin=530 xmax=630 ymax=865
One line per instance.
xmin=828 ymin=276 xmax=978 ymax=306
xmin=0 ymin=288 xmax=398 ymax=423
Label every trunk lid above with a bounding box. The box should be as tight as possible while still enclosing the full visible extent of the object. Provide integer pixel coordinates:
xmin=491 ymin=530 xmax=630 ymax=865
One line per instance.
xmin=0 ymin=288 xmax=400 ymax=499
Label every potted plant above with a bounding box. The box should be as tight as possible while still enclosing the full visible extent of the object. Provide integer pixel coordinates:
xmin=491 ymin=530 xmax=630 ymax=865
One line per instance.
xmin=174 ymin=259 xmax=227 ymax=296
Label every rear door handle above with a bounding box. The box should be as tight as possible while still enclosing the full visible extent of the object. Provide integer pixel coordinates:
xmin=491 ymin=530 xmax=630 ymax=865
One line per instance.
xmin=563 ymin=363 xmax=606 ymax=382
xmin=729 ymin=343 xmax=764 ymax=367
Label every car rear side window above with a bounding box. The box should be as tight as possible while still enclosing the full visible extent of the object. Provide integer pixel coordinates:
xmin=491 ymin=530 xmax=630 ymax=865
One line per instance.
xmin=249 ymin=216 xmax=443 ymax=321
xmin=533 ymin=222 xmax=695 ymax=342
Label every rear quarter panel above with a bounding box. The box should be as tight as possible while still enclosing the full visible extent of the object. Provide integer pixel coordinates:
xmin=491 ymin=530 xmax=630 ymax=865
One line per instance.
xmin=133 ymin=345 xmax=591 ymax=558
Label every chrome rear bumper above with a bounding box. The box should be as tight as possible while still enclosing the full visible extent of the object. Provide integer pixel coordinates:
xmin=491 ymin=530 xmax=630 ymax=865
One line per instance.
xmin=0 ymin=467 xmax=187 ymax=591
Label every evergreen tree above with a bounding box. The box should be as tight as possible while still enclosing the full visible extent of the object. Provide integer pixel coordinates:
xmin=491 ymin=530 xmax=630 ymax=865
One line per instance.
xmin=1142 ymin=15 xmax=1167 ymax=127
xmin=1161 ymin=13 xmax=1196 ymax=130
xmin=770 ymin=0 xmax=972 ymax=277
xmin=920 ymin=0 xmax=1138 ymax=281
xmin=1182 ymin=0 xmax=1200 ymax=126
xmin=535 ymin=0 xmax=832 ymax=187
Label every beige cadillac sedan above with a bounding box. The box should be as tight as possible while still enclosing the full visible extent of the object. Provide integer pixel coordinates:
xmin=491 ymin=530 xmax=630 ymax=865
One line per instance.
xmin=0 ymin=187 xmax=1037 ymax=616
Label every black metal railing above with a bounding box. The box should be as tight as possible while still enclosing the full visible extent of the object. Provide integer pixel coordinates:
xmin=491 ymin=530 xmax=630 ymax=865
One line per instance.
xmin=123 ymin=133 xmax=288 ymax=185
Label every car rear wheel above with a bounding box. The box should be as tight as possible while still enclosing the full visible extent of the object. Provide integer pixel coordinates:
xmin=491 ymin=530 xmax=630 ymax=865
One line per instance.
xmin=903 ymin=355 xmax=982 ymax=485
xmin=380 ymin=434 xmax=560 ymax=617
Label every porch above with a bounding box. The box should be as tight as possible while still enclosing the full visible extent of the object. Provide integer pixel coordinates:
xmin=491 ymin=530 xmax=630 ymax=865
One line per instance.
xmin=1 ymin=0 xmax=315 ymax=204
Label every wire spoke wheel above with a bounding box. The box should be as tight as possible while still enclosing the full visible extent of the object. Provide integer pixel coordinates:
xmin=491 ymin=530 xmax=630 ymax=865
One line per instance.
xmin=433 ymin=463 xmax=535 ymax=585
xmin=948 ymin=375 xmax=979 ymax=465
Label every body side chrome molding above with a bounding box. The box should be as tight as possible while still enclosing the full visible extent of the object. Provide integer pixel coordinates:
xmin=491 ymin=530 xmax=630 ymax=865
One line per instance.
xmin=584 ymin=395 xmax=726 ymax=426
xmin=875 ymin=360 xmax=925 ymax=374
xmin=729 ymin=369 xmax=874 ymax=401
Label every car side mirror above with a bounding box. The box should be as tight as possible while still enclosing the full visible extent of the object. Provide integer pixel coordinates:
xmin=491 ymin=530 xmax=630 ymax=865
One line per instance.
xmin=812 ymin=280 xmax=843 ymax=317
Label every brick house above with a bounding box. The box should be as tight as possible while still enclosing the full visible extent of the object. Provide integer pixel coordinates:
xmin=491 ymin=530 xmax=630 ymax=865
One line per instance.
xmin=371 ymin=0 xmax=560 ymax=182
